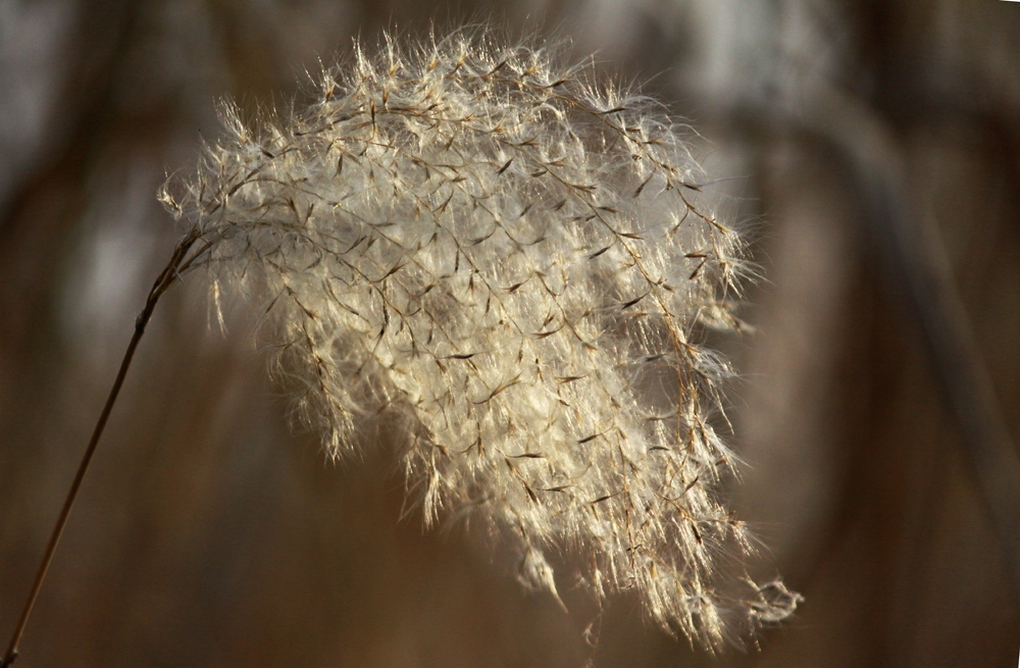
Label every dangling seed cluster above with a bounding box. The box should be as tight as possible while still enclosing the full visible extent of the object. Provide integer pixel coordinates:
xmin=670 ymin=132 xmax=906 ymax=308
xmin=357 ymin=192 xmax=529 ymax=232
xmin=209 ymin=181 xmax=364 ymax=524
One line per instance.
xmin=163 ymin=31 xmax=798 ymax=648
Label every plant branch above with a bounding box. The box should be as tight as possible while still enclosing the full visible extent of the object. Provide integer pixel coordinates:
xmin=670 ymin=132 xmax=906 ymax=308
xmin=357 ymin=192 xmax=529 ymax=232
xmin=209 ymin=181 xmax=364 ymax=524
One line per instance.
xmin=1 ymin=232 xmax=199 ymax=668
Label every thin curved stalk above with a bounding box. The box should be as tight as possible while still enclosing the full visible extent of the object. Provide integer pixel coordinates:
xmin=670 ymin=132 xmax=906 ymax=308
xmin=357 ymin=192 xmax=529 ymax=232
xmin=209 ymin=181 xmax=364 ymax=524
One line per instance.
xmin=1 ymin=233 xmax=200 ymax=668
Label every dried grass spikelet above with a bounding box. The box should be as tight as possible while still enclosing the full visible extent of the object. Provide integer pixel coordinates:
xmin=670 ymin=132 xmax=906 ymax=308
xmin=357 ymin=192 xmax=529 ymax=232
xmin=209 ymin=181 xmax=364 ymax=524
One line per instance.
xmin=162 ymin=29 xmax=799 ymax=649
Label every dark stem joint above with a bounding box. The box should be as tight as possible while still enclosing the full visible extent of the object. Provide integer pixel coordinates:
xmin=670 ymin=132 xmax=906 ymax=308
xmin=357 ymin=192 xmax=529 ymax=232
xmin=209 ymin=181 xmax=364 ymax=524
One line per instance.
xmin=134 ymin=310 xmax=148 ymax=334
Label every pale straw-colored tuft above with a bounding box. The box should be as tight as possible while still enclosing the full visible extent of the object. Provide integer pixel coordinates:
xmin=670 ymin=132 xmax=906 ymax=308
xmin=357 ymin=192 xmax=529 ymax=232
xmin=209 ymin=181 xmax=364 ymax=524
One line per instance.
xmin=162 ymin=30 xmax=798 ymax=648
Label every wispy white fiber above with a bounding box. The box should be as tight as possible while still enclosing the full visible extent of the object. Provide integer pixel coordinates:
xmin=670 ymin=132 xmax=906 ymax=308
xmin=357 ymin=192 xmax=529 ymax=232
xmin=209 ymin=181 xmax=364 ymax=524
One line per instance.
xmin=162 ymin=29 xmax=798 ymax=648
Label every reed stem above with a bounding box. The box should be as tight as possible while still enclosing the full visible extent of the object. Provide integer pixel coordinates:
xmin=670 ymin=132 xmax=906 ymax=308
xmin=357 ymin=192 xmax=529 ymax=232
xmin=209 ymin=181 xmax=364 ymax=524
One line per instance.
xmin=1 ymin=234 xmax=198 ymax=668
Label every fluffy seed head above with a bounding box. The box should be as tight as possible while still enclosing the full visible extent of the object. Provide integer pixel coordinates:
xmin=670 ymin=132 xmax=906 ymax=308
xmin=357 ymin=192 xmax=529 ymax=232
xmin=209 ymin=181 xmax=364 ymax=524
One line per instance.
xmin=163 ymin=30 xmax=798 ymax=648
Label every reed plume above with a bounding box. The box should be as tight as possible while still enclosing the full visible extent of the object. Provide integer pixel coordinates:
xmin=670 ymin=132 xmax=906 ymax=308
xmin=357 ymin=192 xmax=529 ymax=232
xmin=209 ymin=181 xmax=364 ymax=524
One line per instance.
xmin=3 ymin=31 xmax=797 ymax=665
xmin=163 ymin=30 xmax=799 ymax=648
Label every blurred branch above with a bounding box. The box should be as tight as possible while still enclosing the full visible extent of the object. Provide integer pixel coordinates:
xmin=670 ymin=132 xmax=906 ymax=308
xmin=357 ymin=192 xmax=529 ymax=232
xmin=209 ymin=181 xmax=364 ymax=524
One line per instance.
xmin=735 ymin=84 xmax=1020 ymax=608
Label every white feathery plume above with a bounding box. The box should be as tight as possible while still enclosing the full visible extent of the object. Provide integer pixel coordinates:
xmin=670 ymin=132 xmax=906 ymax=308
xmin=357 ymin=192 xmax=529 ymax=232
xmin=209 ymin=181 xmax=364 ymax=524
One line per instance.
xmin=162 ymin=30 xmax=799 ymax=648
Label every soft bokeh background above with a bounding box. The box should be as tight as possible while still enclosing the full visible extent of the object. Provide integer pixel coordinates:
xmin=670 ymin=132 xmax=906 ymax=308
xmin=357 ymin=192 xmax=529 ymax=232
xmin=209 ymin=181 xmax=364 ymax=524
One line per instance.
xmin=2 ymin=1 xmax=1019 ymax=666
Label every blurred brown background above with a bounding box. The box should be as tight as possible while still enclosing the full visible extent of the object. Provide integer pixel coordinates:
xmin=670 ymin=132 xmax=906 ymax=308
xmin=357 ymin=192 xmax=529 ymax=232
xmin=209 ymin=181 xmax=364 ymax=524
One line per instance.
xmin=2 ymin=1 xmax=1019 ymax=666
